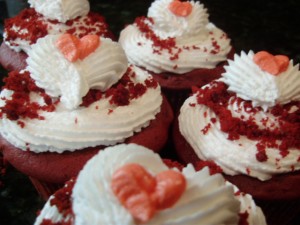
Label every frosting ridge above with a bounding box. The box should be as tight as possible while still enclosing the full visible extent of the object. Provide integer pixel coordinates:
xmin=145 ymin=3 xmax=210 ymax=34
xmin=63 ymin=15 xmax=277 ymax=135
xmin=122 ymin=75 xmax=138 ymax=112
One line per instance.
xmin=28 ymin=0 xmax=90 ymax=23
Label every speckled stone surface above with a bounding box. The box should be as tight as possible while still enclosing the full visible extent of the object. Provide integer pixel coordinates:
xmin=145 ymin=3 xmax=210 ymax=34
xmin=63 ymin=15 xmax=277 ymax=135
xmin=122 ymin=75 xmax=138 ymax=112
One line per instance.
xmin=0 ymin=1 xmax=300 ymax=225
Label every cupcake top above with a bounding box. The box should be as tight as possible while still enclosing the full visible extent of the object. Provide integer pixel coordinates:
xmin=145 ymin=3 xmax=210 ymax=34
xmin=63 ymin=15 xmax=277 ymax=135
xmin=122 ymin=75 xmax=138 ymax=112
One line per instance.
xmin=0 ymin=34 xmax=162 ymax=153
xmin=179 ymin=50 xmax=300 ymax=180
xmin=3 ymin=0 xmax=112 ymax=53
xmin=34 ymin=143 xmax=266 ymax=225
xmin=119 ymin=0 xmax=232 ymax=74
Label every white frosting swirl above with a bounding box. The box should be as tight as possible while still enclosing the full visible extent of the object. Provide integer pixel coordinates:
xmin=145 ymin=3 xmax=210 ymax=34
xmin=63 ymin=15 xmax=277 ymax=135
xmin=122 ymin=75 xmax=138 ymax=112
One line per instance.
xmin=119 ymin=0 xmax=231 ymax=74
xmin=0 ymin=67 xmax=162 ymax=153
xmin=34 ymin=144 xmax=266 ymax=225
xmin=27 ymin=35 xmax=127 ymax=109
xmin=179 ymin=90 xmax=300 ymax=181
xmin=28 ymin=0 xmax=89 ymax=23
xmin=222 ymin=51 xmax=300 ymax=111
xmin=148 ymin=0 xmax=209 ymax=39
xmin=0 ymin=34 xmax=162 ymax=153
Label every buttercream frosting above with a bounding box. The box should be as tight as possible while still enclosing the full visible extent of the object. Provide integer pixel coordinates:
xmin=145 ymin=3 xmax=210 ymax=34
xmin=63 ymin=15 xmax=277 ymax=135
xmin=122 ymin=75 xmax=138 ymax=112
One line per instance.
xmin=0 ymin=35 xmax=162 ymax=153
xmin=34 ymin=144 xmax=266 ymax=225
xmin=221 ymin=51 xmax=300 ymax=111
xmin=28 ymin=0 xmax=90 ymax=23
xmin=119 ymin=0 xmax=232 ymax=74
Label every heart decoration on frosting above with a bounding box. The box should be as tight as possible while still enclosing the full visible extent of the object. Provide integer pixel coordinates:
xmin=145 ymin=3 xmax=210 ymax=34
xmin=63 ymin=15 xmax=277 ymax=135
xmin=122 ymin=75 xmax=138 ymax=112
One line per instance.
xmin=253 ymin=51 xmax=289 ymax=76
xmin=168 ymin=0 xmax=193 ymax=17
xmin=111 ymin=163 xmax=186 ymax=223
xmin=55 ymin=34 xmax=100 ymax=62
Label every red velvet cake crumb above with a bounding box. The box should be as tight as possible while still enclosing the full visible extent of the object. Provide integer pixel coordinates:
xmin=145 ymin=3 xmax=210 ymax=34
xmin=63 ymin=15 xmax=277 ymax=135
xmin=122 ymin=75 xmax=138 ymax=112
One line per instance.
xmin=4 ymin=9 xmax=111 ymax=48
xmin=134 ymin=17 xmax=178 ymax=58
xmin=194 ymin=81 xmax=300 ymax=162
xmin=195 ymin=160 xmax=223 ymax=175
xmin=4 ymin=8 xmax=48 ymax=45
xmin=0 ymin=71 xmax=56 ymax=122
xmin=163 ymin=159 xmax=184 ymax=171
xmin=50 ymin=179 xmax=75 ymax=217
xmin=238 ymin=211 xmax=249 ymax=225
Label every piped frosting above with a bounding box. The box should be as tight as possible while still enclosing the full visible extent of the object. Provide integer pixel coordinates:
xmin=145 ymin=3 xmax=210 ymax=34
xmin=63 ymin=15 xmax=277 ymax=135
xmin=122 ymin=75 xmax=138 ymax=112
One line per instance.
xmin=0 ymin=35 xmax=162 ymax=153
xmin=119 ymin=0 xmax=231 ymax=74
xmin=34 ymin=144 xmax=266 ymax=225
xmin=28 ymin=0 xmax=90 ymax=23
xmin=221 ymin=51 xmax=300 ymax=111
xmin=179 ymin=51 xmax=300 ymax=180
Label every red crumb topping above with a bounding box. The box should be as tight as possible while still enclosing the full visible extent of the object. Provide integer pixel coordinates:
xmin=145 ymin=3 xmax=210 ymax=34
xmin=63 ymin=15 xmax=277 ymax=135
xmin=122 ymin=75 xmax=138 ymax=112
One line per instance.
xmin=234 ymin=190 xmax=245 ymax=197
xmin=163 ymin=159 xmax=184 ymax=171
xmin=201 ymin=123 xmax=211 ymax=134
xmin=246 ymin=168 xmax=251 ymax=175
xmin=195 ymin=81 xmax=300 ymax=162
xmin=134 ymin=16 xmax=179 ymax=60
xmin=40 ymin=179 xmax=75 ymax=225
xmin=0 ymin=71 xmax=57 ymax=123
xmin=80 ymin=66 xmax=158 ymax=107
xmin=4 ymin=8 xmax=48 ymax=45
xmin=4 ymin=8 xmax=110 ymax=47
xmin=195 ymin=160 xmax=223 ymax=175
xmin=65 ymin=12 xmax=110 ymax=38
xmin=1 ymin=67 xmax=157 ymax=123
xmin=134 ymin=16 xmax=226 ymax=61
xmin=80 ymin=89 xmax=103 ymax=107
xmin=50 ymin=179 xmax=75 ymax=217
xmin=238 ymin=211 xmax=249 ymax=225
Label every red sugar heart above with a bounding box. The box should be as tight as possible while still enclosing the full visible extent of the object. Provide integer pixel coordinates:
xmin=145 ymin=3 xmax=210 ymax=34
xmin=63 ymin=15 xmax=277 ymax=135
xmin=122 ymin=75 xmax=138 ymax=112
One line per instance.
xmin=56 ymin=34 xmax=100 ymax=62
xmin=169 ymin=0 xmax=193 ymax=17
xmin=111 ymin=163 xmax=186 ymax=223
xmin=253 ymin=51 xmax=289 ymax=76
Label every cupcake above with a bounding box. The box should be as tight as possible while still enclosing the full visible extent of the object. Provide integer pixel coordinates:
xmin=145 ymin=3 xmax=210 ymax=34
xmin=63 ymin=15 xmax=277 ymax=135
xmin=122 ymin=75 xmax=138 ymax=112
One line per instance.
xmin=173 ymin=50 xmax=300 ymax=225
xmin=0 ymin=0 xmax=114 ymax=72
xmin=0 ymin=34 xmax=173 ymax=200
xmin=119 ymin=0 xmax=234 ymax=110
xmin=34 ymin=143 xmax=266 ymax=225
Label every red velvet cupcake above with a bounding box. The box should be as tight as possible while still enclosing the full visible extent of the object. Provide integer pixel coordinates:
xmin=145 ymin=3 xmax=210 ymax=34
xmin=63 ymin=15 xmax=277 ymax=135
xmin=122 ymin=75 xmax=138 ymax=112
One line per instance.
xmin=119 ymin=0 xmax=234 ymax=111
xmin=0 ymin=34 xmax=173 ymax=200
xmin=0 ymin=0 xmax=114 ymax=72
xmin=34 ymin=143 xmax=266 ymax=225
xmin=173 ymin=50 xmax=300 ymax=225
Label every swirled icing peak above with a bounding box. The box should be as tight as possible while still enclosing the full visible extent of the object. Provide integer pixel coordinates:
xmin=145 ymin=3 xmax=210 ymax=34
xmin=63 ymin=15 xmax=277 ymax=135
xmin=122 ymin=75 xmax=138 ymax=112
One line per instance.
xmin=26 ymin=34 xmax=128 ymax=110
xmin=148 ymin=0 xmax=209 ymax=39
xmin=221 ymin=50 xmax=300 ymax=110
xmin=28 ymin=0 xmax=90 ymax=23
xmin=34 ymin=144 xmax=266 ymax=225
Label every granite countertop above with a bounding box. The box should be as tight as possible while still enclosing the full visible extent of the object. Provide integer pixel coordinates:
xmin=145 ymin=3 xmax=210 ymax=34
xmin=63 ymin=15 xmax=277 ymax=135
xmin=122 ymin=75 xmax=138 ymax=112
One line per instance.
xmin=0 ymin=1 xmax=300 ymax=225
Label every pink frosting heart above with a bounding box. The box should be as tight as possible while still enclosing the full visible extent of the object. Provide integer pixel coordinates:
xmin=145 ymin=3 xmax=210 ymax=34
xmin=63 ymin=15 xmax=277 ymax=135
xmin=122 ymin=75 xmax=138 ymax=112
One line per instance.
xmin=111 ymin=163 xmax=186 ymax=223
xmin=253 ymin=51 xmax=289 ymax=76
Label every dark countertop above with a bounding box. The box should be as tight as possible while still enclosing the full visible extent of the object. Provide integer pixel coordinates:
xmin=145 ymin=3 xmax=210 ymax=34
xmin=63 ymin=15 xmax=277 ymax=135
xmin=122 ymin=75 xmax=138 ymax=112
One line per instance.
xmin=1 ymin=1 xmax=300 ymax=225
